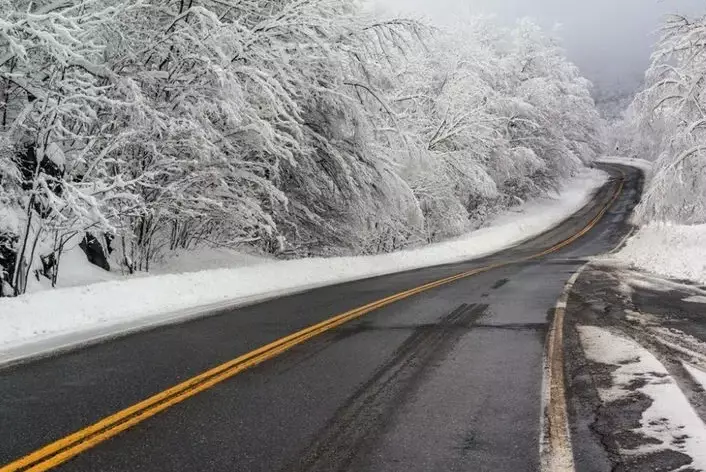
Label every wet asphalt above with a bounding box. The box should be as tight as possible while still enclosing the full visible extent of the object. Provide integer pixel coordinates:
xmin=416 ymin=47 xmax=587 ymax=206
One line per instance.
xmin=0 ymin=164 xmax=643 ymax=472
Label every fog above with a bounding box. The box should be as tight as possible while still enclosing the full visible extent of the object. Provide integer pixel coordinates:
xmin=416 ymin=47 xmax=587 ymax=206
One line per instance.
xmin=374 ymin=0 xmax=705 ymax=101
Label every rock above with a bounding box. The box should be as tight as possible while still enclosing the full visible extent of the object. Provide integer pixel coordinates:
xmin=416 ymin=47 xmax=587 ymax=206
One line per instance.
xmin=79 ymin=233 xmax=111 ymax=271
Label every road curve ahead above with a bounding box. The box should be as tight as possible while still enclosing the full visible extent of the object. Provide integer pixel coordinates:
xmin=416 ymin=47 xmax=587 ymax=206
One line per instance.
xmin=0 ymin=164 xmax=643 ymax=472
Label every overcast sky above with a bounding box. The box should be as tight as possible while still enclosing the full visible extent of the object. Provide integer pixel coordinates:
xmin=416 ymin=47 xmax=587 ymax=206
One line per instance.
xmin=374 ymin=0 xmax=706 ymax=98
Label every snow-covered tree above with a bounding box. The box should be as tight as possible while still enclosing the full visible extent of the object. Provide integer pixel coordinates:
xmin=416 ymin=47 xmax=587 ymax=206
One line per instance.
xmin=621 ymin=13 xmax=706 ymax=224
xmin=0 ymin=1 xmax=604 ymax=295
xmin=0 ymin=0 xmax=135 ymax=293
xmin=354 ymin=18 xmax=603 ymax=241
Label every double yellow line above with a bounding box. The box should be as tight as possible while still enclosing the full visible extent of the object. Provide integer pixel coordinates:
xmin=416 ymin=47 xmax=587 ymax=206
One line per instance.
xmin=1 ymin=173 xmax=625 ymax=472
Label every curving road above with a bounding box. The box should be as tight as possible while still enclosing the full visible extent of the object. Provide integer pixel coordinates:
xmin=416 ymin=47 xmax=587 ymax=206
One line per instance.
xmin=0 ymin=164 xmax=643 ymax=472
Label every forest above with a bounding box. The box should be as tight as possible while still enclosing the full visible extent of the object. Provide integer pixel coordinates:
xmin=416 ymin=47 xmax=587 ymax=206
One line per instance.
xmin=0 ymin=0 xmax=604 ymax=296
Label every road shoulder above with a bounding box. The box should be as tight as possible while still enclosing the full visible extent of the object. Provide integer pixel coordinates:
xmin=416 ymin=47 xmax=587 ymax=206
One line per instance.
xmin=564 ymin=263 xmax=706 ymax=471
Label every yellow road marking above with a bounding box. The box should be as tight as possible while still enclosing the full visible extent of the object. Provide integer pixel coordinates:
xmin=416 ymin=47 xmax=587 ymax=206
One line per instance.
xmin=1 ymin=173 xmax=625 ymax=472
xmin=541 ymin=264 xmax=587 ymax=472
xmin=541 ymin=168 xmax=626 ymax=472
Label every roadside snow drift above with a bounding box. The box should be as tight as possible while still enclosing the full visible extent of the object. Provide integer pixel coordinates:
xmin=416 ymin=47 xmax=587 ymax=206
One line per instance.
xmin=604 ymin=156 xmax=706 ymax=285
xmin=614 ymin=222 xmax=706 ymax=284
xmin=0 ymin=169 xmax=607 ymax=363
xmin=684 ymin=362 xmax=706 ymax=392
xmin=597 ymin=156 xmax=653 ymax=176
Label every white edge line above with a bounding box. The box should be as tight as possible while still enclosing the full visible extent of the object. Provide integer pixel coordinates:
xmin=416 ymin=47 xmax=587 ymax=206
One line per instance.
xmin=540 ymin=262 xmax=589 ymax=472
xmin=540 ymin=163 xmax=638 ymax=470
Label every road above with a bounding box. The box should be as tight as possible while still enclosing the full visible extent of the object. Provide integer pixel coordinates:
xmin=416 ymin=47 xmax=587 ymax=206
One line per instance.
xmin=0 ymin=164 xmax=643 ymax=472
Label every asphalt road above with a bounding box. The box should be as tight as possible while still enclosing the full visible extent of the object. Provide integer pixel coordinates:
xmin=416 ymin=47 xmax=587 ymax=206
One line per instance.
xmin=0 ymin=164 xmax=643 ymax=472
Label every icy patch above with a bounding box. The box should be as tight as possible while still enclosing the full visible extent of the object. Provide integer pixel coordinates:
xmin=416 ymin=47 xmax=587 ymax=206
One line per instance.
xmin=683 ymin=363 xmax=706 ymax=392
xmin=684 ymin=296 xmax=706 ymax=304
xmin=579 ymin=325 xmax=706 ymax=468
xmin=0 ymin=169 xmax=607 ymax=362
xmin=623 ymin=309 xmax=661 ymax=327
xmin=627 ymin=274 xmax=676 ymax=293
xmin=614 ymin=269 xmax=706 ymax=298
xmin=649 ymin=327 xmax=706 ymax=369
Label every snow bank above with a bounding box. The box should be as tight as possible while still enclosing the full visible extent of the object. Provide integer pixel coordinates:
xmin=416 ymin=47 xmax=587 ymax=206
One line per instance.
xmin=684 ymin=363 xmax=706 ymax=392
xmin=604 ymin=154 xmax=706 ymax=284
xmin=25 ymin=245 xmax=122 ymax=293
xmin=684 ymin=295 xmax=706 ymax=303
xmin=597 ymin=156 xmax=653 ymax=176
xmin=23 ymin=244 xmax=271 ymax=294
xmin=613 ymin=222 xmax=706 ymax=284
xmin=579 ymin=325 xmax=706 ymax=467
xmin=150 ymin=247 xmax=271 ymax=275
xmin=0 ymin=169 xmax=607 ymax=363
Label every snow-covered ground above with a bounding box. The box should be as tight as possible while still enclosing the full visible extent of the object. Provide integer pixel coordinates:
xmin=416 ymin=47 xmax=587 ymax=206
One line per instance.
xmin=613 ymin=222 xmax=706 ymax=284
xmin=0 ymin=168 xmax=606 ymax=364
xmin=597 ymin=156 xmax=653 ymax=176
xmin=24 ymin=242 xmax=272 ymax=293
xmin=150 ymin=248 xmax=270 ymax=275
xmin=25 ymin=245 xmax=123 ymax=293
xmin=579 ymin=325 xmax=706 ymax=468
xmin=601 ymin=156 xmax=706 ymax=286
xmin=684 ymin=362 xmax=706 ymax=392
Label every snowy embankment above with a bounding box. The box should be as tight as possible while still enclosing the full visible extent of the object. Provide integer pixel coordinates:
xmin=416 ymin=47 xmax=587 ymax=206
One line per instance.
xmin=0 ymin=169 xmax=606 ymax=364
xmin=597 ymin=156 xmax=653 ymax=176
xmin=602 ymin=157 xmax=706 ymax=285
xmin=613 ymin=222 xmax=706 ymax=284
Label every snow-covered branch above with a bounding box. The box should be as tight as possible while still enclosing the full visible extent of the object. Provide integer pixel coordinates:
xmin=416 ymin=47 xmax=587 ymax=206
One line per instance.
xmin=0 ymin=1 xmax=604 ymax=295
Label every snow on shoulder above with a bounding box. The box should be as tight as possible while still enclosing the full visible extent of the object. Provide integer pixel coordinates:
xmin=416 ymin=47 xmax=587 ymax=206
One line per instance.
xmin=578 ymin=325 xmax=706 ymax=467
xmin=597 ymin=156 xmax=653 ymax=176
xmin=0 ymin=168 xmax=607 ymax=365
xmin=600 ymin=155 xmax=706 ymax=285
xmin=612 ymin=222 xmax=706 ymax=285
